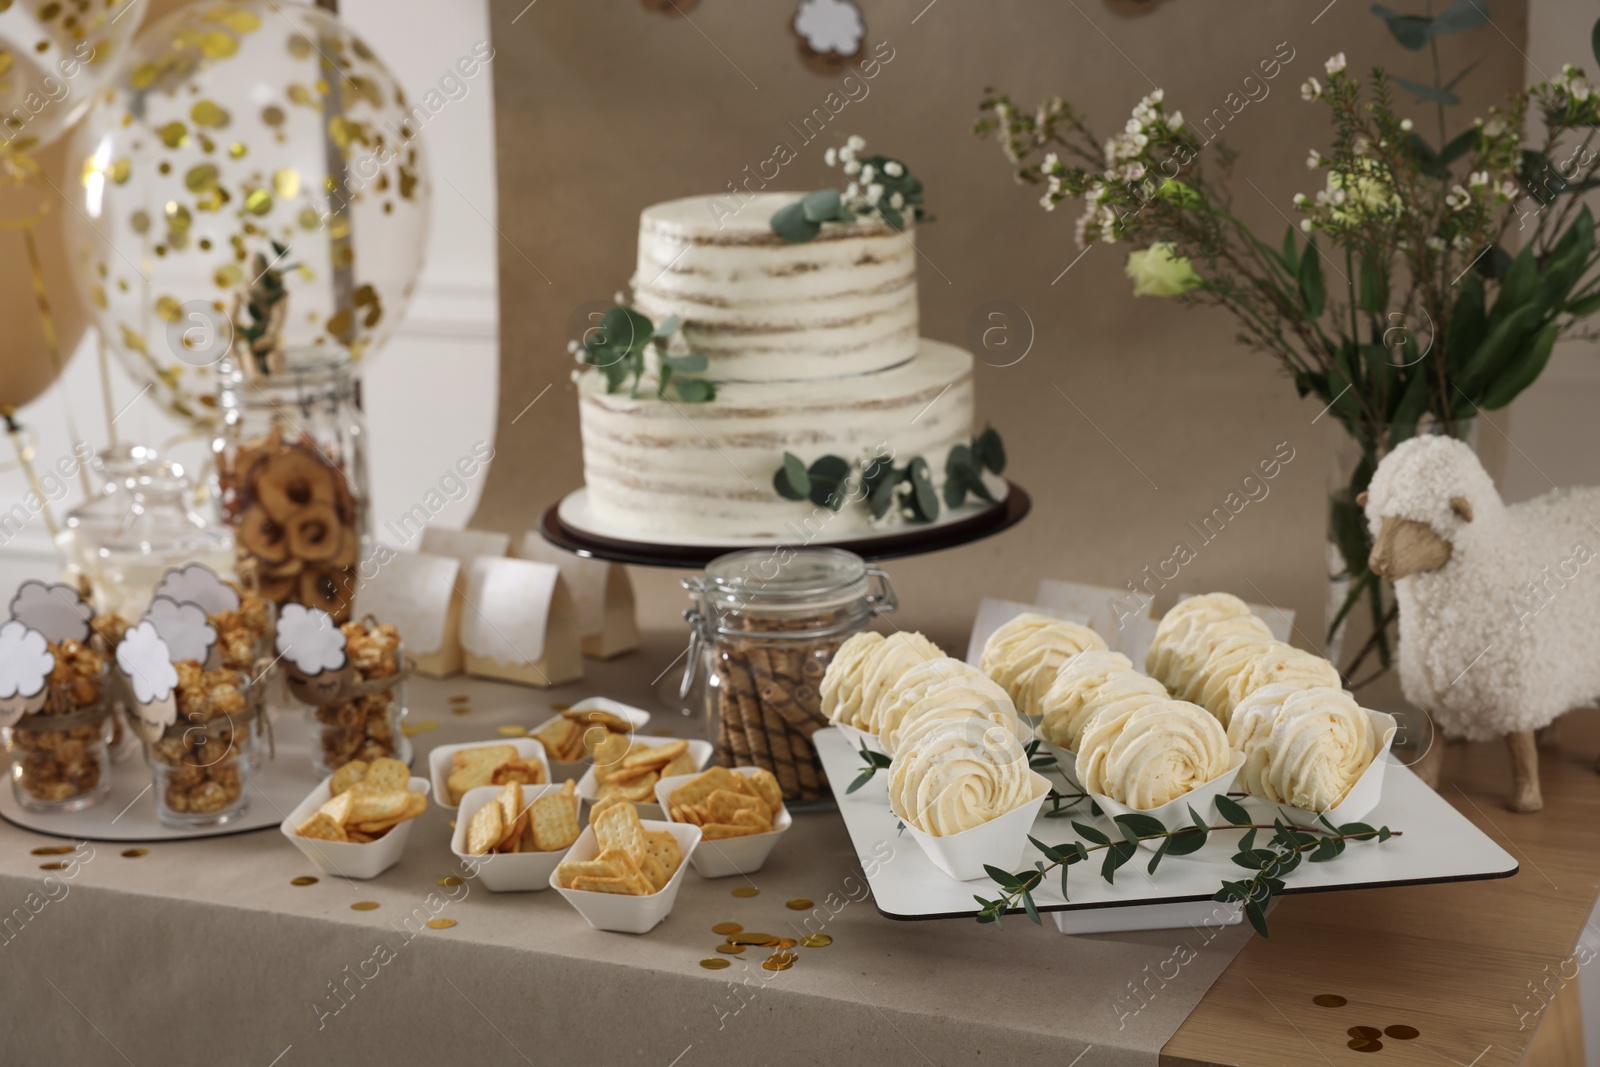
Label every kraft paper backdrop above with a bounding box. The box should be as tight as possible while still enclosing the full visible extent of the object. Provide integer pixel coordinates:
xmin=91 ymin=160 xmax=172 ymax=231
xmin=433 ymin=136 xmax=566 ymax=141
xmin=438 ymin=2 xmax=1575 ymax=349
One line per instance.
xmin=479 ymin=0 xmax=1526 ymax=657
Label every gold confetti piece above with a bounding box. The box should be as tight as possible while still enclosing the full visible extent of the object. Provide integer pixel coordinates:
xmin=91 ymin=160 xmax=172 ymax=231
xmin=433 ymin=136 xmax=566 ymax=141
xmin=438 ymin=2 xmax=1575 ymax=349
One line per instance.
xmin=199 ymin=31 xmax=238 ymax=59
xmin=715 ymin=944 xmax=745 ymax=955
xmin=1347 ymin=1027 xmax=1381 ymax=1041
xmin=1384 ymin=1025 xmax=1419 ymax=1041
xmin=452 ymin=706 xmax=471 ymax=716
xmin=156 ymin=295 xmax=182 ymax=322
xmin=761 ymin=951 xmax=797 ymax=972
xmin=190 ymin=100 xmax=229 ymax=128
xmin=496 ymin=725 xmax=527 ymax=736
xmin=38 ymin=862 xmax=66 ymax=870
xmin=291 ymin=876 xmax=319 ymax=887
xmin=449 ymin=820 xmax=456 ymax=829
xmin=773 ymin=937 xmax=797 ymax=950
xmin=711 ymin=922 xmax=742 ymax=936
xmin=400 ymin=721 xmax=438 ymax=737
xmin=728 ymin=932 xmax=776 ymax=946
xmin=350 ymin=901 xmax=380 ymax=911
xmin=799 ymin=934 xmax=832 ymax=948
xmin=731 ymin=886 xmax=759 ymax=898
xmin=426 ymin=918 xmax=457 ymax=930
xmin=437 ymin=876 xmax=464 ymax=888
xmin=1312 ymin=994 xmax=1347 ymax=1008
xmin=244 ymin=188 xmax=272 ymax=215
xmin=650 ymin=727 xmax=674 ymax=736
xmin=786 ymin=898 xmax=813 ymax=910
xmin=449 ymin=695 xmax=471 ymax=704
xmin=120 ymin=848 xmax=148 ymax=858
xmin=228 ymin=142 xmax=247 ymax=159
xmin=699 ymin=958 xmax=731 ymax=970
xmin=1347 ymin=1038 xmax=1382 ymax=1053
xmin=30 ymin=845 xmax=74 ymax=855
xmin=261 ymin=105 xmax=285 ymax=127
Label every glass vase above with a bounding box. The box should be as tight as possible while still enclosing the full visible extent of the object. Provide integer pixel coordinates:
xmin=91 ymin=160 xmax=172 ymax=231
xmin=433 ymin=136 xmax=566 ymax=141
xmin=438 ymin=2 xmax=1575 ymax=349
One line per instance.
xmin=1325 ymin=416 xmax=1478 ymax=684
xmin=215 ymin=354 xmax=369 ymax=623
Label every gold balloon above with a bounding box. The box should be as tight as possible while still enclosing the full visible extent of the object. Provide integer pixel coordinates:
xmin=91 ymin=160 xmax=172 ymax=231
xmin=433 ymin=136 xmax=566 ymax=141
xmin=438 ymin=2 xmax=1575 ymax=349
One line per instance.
xmin=0 ymin=136 xmax=84 ymax=411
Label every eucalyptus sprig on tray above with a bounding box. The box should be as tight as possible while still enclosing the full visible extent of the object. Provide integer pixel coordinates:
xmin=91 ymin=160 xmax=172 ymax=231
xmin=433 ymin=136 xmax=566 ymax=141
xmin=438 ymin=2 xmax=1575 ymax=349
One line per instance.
xmin=573 ymin=305 xmax=716 ymax=403
xmin=772 ymin=427 xmax=1005 ymax=525
xmin=771 ymin=134 xmax=926 ymax=243
xmin=973 ymin=793 xmax=1399 ymax=936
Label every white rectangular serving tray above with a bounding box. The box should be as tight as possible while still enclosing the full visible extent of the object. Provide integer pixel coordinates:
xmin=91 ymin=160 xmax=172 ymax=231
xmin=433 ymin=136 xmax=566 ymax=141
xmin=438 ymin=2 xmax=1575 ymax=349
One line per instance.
xmin=813 ymin=727 xmax=1517 ymax=923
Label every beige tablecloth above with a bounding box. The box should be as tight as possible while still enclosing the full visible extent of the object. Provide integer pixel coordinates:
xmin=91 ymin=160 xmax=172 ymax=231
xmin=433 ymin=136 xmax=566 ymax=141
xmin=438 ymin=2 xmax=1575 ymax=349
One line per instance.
xmin=0 ymin=647 xmax=1250 ymax=1066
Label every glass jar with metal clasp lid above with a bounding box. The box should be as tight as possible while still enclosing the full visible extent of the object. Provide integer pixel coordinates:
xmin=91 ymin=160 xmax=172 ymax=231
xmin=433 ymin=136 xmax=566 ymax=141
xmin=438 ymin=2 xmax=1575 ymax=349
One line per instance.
xmin=681 ymin=547 xmax=897 ymax=806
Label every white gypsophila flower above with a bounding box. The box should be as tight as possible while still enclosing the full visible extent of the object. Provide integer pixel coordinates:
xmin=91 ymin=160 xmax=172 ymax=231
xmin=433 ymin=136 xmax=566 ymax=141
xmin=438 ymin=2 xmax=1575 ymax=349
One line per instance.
xmin=1307 ymin=149 xmax=1323 ymax=169
xmin=1352 ymin=134 xmax=1371 ymax=154
xmin=866 ymin=182 xmax=884 ymax=204
xmin=1400 ymin=118 xmax=1413 ymax=131
xmin=890 ymin=191 xmax=905 ymax=209
xmin=1293 ymin=192 xmax=1309 ymax=207
xmin=844 ymin=159 xmax=861 ymax=176
xmin=1484 ymin=118 xmax=1507 ymax=137
xmin=1301 ymin=218 xmax=1314 ymax=233
xmin=1132 ymin=132 xmax=1149 ymax=149
xmin=569 ymin=368 xmax=581 ymax=383
xmin=1168 ymin=111 xmax=1184 ymax=129
xmin=839 ymin=145 xmax=856 ymax=164
xmin=613 ymin=291 xmax=626 ymax=305
xmin=566 ymin=339 xmax=580 ymax=355
xmin=1325 ymin=53 xmax=1347 ymax=75
xmin=1452 ymin=233 xmax=1471 ymax=250
xmin=1468 ymin=170 xmax=1489 ymax=187
xmin=1427 ymin=235 xmax=1447 ymax=251
xmin=1043 ymin=192 xmax=1058 ymax=211
xmin=1126 ymin=162 xmax=1146 ymax=180
xmin=1148 ymin=88 xmax=1164 ymax=103
xmin=1042 ymin=152 xmax=1059 ymax=172
xmin=846 ymin=134 xmax=866 ymax=151
xmin=859 ymin=164 xmax=875 ymax=184
xmin=1302 ymin=77 xmax=1322 ymax=101
xmin=1499 ymin=180 xmax=1519 ymax=200
xmin=845 ymin=182 xmax=861 ymax=200
xmin=884 ymin=160 xmax=904 ymax=177
xmin=1445 ymin=186 xmax=1470 ymax=211
xmin=824 ymin=147 xmax=837 ymax=167
xmin=1572 ymin=80 xmax=1593 ymax=101
xmin=1125 ymin=117 xmax=1143 ymax=135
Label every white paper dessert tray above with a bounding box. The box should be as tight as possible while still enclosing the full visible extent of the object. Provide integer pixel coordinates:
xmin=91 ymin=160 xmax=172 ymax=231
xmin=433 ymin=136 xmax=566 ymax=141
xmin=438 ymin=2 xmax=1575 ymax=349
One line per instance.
xmin=0 ymin=710 xmax=368 ymax=843
xmin=554 ymin=482 xmax=1008 ymax=549
xmin=813 ymin=727 xmax=1517 ymax=924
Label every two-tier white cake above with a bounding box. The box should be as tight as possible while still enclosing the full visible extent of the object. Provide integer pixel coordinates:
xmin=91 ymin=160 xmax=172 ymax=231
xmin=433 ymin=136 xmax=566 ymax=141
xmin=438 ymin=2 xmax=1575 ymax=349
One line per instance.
xmin=576 ymin=192 xmax=978 ymax=539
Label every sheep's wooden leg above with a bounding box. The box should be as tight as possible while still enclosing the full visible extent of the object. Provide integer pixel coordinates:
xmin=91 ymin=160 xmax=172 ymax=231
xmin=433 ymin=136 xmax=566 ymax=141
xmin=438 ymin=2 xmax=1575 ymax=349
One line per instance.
xmin=1505 ymin=731 xmax=1543 ymax=813
xmin=1410 ymin=733 xmax=1444 ymax=788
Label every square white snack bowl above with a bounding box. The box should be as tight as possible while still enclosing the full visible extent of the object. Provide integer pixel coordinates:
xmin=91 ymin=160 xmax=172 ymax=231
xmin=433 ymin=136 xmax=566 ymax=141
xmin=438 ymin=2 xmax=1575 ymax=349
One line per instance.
xmin=577 ymin=736 xmax=713 ymax=821
xmin=891 ymin=771 xmax=1052 ymax=882
xmin=529 ymin=697 xmax=653 ymax=779
xmin=549 ymin=819 xmax=702 ymax=934
xmin=280 ymin=775 xmax=431 ymax=880
xmin=1090 ymin=751 xmax=1246 ymax=852
xmin=450 ymin=783 xmax=579 ymax=892
xmin=429 ymin=738 xmax=552 ymax=810
xmin=1279 ymin=710 xmax=1399 ymax=829
xmin=653 ymin=767 xmax=792 ymax=878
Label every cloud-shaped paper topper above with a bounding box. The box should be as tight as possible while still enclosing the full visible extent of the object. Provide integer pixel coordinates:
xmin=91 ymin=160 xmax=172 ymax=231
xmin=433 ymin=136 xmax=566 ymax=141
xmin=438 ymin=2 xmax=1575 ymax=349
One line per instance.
xmin=10 ymin=581 xmax=92 ymax=645
xmin=275 ymin=603 xmax=347 ymax=675
xmin=0 ymin=620 xmax=53 ymax=702
xmin=794 ymin=0 xmax=864 ymax=55
xmin=143 ymin=597 xmax=218 ymax=666
xmin=153 ymin=564 xmax=240 ymax=617
xmin=116 ymin=620 xmax=179 ymax=705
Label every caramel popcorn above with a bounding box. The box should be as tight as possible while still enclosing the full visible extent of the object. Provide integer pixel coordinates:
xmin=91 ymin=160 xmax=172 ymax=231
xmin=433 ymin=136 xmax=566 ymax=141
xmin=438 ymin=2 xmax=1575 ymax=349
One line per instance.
xmin=212 ymin=591 xmax=273 ymax=671
xmin=313 ymin=620 xmax=405 ymax=772
xmin=8 ymin=641 xmax=111 ymax=806
xmin=149 ymin=663 xmax=253 ymax=821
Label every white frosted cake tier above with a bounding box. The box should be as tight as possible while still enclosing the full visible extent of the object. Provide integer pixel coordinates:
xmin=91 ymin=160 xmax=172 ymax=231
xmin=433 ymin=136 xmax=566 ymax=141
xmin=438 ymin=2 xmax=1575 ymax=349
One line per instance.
xmin=578 ymin=339 xmax=975 ymax=538
xmin=631 ymin=193 xmax=917 ymax=383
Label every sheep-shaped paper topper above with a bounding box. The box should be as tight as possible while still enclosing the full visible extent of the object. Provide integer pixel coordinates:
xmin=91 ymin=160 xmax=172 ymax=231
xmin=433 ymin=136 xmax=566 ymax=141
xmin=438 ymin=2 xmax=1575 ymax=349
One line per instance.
xmin=275 ymin=603 xmax=347 ymax=675
xmin=10 ymin=580 xmax=91 ymax=645
xmin=0 ymin=620 xmax=54 ymax=725
xmin=153 ymin=564 xmax=239 ymax=617
xmin=794 ymin=0 xmax=864 ymax=55
xmin=143 ymin=596 xmax=218 ymax=666
xmin=1362 ymin=434 xmax=1600 ymax=812
xmin=116 ymin=620 xmax=179 ymax=706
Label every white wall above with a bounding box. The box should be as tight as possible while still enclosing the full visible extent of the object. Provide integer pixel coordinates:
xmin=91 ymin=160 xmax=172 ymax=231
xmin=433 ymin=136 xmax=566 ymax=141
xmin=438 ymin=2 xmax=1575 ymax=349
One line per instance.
xmin=0 ymin=0 xmax=499 ymax=566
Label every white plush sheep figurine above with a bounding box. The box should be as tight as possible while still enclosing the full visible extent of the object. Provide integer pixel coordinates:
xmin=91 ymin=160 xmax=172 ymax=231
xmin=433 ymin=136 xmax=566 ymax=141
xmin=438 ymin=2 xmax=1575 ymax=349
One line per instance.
xmin=1361 ymin=435 xmax=1600 ymax=812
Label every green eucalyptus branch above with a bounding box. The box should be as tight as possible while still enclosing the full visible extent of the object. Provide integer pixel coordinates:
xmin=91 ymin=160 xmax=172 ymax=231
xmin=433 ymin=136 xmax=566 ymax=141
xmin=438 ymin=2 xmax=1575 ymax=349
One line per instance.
xmin=974 ymin=793 xmax=1399 ymax=937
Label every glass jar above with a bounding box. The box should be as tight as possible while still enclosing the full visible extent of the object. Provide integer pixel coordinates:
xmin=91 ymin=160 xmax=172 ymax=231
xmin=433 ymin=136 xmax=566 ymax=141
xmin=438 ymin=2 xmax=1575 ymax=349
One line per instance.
xmin=59 ymin=444 xmax=235 ymax=622
xmin=7 ymin=665 xmax=113 ymax=814
xmin=146 ymin=668 xmax=257 ymax=828
xmin=215 ymin=354 xmax=369 ymax=624
xmin=302 ymin=638 xmax=412 ymax=778
xmin=683 ymin=548 xmax=896 ymax=805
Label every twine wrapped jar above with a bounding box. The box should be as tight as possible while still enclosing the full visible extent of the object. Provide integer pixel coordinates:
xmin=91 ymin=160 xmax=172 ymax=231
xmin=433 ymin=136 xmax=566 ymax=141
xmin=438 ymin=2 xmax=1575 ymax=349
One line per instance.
xmin=7 ymin=655 xmax=112 ymax=814
xmin=683 ymin=548 xmax=897 ymax=805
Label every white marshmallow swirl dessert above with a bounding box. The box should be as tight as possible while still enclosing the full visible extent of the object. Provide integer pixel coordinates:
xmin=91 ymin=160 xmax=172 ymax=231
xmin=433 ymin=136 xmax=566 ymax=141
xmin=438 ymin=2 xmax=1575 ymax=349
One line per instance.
xmin=1227 ymin=684 xmax=1381 ymax=812
xmin=1038 ymin=651 xmax=1168 ymax=752
xmin=979 ymin=613 xmax=1108 ymax=717
xmin=1077 ymin=698 xmax=1231 ymax=809
xmin=888 ymin=718 xmax=1037 ymax=837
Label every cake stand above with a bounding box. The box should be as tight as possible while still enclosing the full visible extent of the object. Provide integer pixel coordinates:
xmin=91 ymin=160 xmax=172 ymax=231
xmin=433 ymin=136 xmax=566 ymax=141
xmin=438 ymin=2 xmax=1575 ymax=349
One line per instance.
xmin=538 ymin=480 xmax=1031 ymax=568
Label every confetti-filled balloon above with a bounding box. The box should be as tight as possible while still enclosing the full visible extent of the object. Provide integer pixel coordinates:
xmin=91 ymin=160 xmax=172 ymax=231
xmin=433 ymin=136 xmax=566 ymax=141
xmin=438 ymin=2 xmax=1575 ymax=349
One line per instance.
xmin=63 ymin=0 xmax=430 ymax=427
xmin=0 ymin=0 xmax=144 ymax=154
